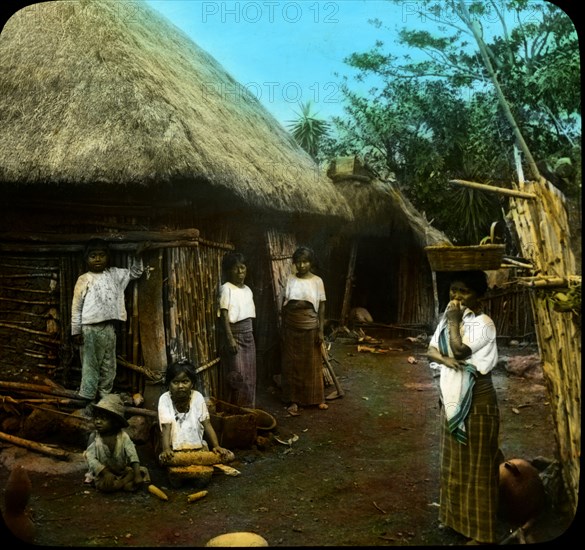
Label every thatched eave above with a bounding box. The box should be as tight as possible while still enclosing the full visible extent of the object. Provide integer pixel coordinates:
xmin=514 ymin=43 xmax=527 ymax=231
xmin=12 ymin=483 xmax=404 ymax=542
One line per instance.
xmin=335 ymin=176 xmax=449 ymax=246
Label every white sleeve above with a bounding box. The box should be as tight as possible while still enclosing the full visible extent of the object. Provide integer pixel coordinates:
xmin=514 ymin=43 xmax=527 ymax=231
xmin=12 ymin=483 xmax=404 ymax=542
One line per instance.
xmin=158 ymin=392 xmax=174 ymax=426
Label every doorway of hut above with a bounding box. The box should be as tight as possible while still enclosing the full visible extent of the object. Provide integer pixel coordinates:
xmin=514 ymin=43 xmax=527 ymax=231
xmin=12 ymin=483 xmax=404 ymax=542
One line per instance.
xmin=344 ymin=235 xmax=397 ymax=326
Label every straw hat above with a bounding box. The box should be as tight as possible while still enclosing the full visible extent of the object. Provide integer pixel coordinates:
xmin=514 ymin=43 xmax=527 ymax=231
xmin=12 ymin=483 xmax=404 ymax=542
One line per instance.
xmin=91 ymin=394 xmax=128 ymax=427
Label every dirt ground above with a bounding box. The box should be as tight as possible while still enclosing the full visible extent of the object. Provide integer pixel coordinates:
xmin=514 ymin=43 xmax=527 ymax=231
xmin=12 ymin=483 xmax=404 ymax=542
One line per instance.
xmin=0 ymin=329 xmax=576 ymax=547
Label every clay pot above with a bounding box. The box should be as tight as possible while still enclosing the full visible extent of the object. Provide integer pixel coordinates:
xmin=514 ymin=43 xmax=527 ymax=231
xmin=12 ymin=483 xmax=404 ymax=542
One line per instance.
xmin=4 ymin=465 xmax=35 ymax=544
xmin=4 ymin=465 xmax=31 ymax=515
xmin=499 ymin=458 xmax=546 ymax=525
xmin=242 ymin=408 xmax=277 ymax=431
xmin=206 ymin=532 xmax=268 ymax=547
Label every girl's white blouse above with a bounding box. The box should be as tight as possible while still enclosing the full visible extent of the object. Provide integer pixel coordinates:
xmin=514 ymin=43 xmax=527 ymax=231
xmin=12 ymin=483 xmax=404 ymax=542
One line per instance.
xmin=283 ymin=274 xmax=326 ymax=313
xmin=158 ymin=390 xmax=210 ymax=451
xmin=218 ymin=282 xmax=256 ymax=323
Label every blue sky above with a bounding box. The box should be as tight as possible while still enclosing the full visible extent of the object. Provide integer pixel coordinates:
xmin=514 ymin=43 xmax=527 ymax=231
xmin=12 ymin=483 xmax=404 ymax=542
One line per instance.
xmin=144 ymin=1 xmax=570 ymax=128
xmin=3 ymin=1 xmax=573 ymax=130
xmin=145 ymin=0 xmax=408 ymax=126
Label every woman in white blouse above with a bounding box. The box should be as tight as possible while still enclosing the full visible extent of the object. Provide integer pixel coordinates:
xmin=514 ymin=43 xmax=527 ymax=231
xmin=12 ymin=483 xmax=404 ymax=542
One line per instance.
xmin=218 ymin=252 xmax=257 ymax=408
xmin=281 ymin=247 xmax=328 ymax=416
xmin=426 ymin=270 xmax=500 ymax=544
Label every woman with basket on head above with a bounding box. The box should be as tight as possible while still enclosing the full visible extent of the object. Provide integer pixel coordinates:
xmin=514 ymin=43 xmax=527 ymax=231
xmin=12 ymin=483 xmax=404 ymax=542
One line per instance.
xmin=427 ymin=270 xmax=501 ymax=545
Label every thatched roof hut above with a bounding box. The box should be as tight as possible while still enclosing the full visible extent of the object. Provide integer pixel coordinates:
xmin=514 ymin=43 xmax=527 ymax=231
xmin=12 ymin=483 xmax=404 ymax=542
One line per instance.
xmin=325 ymin=159 xmax=535 ymax=339
xmin=0 ymin=0 xmax=352 ymax=222
xmin=0 ymin=2 xmax=471 ymax=414
xmin=321 ymin=158 xmax=449 ymax=329
xmin=0 ymin=0 xmax=356 ymax=407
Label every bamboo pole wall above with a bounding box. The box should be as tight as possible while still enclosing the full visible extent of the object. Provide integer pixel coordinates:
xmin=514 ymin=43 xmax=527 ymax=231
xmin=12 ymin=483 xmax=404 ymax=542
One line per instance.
xmin=484 ymin=285 xmax=535 ymax=340
xmin=164 ymin=243 xmax=226 ymax=398
xmin=0 ymin=256 xmax=62 ymax=380
xmin=0 ymin=226 xmax=231 ymax=401
xmin=508 ymin=179 xmax=580 ymax=516
xmin=265 ymin=229 xmax=298 ymax=329
xmin=396 ymin=247 xmax=435 ymax=326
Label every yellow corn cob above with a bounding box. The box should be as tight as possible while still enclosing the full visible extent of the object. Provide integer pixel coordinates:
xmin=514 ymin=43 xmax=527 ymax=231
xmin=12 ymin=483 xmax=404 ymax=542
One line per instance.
xmin=187 ymin=490 xmax=209 ymax=503
xmin=213 ymin=463 xmax=241 ymax=476
xmin=168 ymin=465 xmax=214 ymax=480
xmin=164 ymin=450 xmax=220 ymax=466
xmin=148 ymin=484 xmax=168 ymax=501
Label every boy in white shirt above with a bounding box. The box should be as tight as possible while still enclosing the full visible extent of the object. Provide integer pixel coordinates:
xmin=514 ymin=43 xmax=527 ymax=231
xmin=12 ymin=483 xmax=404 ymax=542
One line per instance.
xmin=71 ymin=238 xmax=146 ymax=404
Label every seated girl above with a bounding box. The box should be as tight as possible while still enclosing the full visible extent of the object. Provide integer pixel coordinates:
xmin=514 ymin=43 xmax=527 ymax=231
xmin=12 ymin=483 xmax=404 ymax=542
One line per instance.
xmin=157 ymin=361 xmax=235 ymax=487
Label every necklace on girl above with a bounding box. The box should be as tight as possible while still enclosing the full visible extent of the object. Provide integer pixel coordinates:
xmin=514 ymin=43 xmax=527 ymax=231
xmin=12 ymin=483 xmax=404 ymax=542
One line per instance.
xmin=173 ymin=403 xmax=190 ymax=425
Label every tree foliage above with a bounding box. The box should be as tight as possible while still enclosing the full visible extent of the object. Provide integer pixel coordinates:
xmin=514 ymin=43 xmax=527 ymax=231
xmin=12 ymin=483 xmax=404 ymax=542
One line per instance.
xmin=322 ymin=0 xmax=580 ymax=243
xmin=286 ymin=101 xmax=331 ymax=161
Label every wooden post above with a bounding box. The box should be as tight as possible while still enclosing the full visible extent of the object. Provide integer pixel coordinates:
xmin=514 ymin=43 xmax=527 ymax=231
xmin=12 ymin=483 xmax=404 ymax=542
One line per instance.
xmin=0 ymin=431 xmax=70 ymax=460
xmin=431 ymin=270 xmax=439 ymax=321
xmin=340 ymin=239 xmax=358 ymax=327
xmin=138 ymin=250 xmax=167 ymax=410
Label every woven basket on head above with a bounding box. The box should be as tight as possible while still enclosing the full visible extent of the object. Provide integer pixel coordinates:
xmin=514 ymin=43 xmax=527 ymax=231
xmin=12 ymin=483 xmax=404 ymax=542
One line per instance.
xmin=424 ymin=244 xmax=505 ymax=272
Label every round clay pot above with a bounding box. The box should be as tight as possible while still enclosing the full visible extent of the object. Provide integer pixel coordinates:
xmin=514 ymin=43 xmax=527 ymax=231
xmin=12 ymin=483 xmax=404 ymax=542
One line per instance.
xmin=205 ymin=532 xmax=268 ymax=547
xmin=499 ymin=458 xmax=546 ymax=525
xmin=243 ymin=408 xmax=277 ymax=431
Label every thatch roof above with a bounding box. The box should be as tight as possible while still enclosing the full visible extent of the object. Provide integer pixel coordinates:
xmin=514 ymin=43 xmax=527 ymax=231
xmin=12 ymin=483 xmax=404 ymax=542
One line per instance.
xmin=0 ymin=0 xmax=352 ymax=219
xmin=334 ymin=176 xmax=449 ymax=246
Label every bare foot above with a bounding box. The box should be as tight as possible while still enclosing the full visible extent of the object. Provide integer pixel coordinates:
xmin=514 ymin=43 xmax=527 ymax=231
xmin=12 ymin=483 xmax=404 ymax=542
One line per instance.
xmin=318 ymin=403 xmax=329 ymax=410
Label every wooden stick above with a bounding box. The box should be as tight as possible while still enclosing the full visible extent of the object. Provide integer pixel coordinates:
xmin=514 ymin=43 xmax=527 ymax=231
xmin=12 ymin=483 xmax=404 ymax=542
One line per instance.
xmin=116 ymin=357 xmax=163 ymax=382
xmin=321 ymin=343 xmax=345 ymax=399
xmin=0 ymin=286 xmax=54 ymax=294
xmin=0 ymin=297 xmax=58 ymax=306
xmin=125 ymin=405 xmax=158 ymax=418
xmin=450 ymin=179 xmax=536 ymax=199
xmin=0 ymin=240 xmax=200 ymax=253
xmin=197 ymin=237 xmax=235 ymax=250
xmin=0 ymin=380 xmax=80 ymax=399
xmin=0 ymin=273 xmax=56 ymax=278
xmin=0 ymin=322 xmax=54 ymax=336
xmin=1 ymin=396 xmax=75 ymax=406
xmin=501 ymin=257 xmax=534 ymax=269
xmin=0 ymin=430 xmax=70 ymax=460
xmin=1 ymin=311 xmax=53 ymax=319
xmin=0 ymin=228 xmax=199 ymax=243
xmin=516 ymin=276 xmax=567 ymax=288
xmin=195 ymin=357 xmax=220 ymax=374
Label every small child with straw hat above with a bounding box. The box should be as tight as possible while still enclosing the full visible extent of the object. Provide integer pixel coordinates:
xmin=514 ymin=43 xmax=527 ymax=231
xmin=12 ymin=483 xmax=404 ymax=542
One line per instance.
xmin=84 ymin=394 xmax=149 ymax=493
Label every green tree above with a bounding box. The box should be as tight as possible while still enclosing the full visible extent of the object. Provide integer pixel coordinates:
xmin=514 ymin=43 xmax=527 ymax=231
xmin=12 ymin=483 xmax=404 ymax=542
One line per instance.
xmin=324 ymin=0 xmax=580 ymax=242
xmin=361 ymin=0 xmax=580 ymax=171
xmin=286 ymin=101 xmax=331 ymax=161
xmin=320 ymin=74 xmax=504 ymax=243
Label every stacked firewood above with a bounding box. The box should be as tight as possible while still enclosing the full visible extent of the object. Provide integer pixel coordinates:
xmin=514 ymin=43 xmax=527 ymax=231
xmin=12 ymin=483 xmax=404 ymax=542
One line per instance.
xmin=0 ymin=378 xmax=156 ymax=461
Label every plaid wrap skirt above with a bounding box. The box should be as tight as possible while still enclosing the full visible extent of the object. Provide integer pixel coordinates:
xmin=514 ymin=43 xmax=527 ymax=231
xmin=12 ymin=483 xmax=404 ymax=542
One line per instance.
xmin=439 ymin=394 xmax=500 ymax=543
xmin=221 ymin=318 xmax=256 ymax=408
xmin=281 ymin=307 xmax=324 ymax=406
